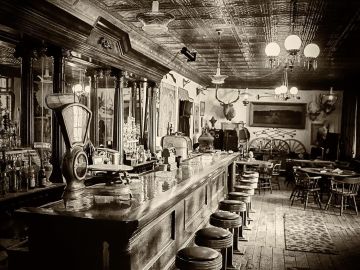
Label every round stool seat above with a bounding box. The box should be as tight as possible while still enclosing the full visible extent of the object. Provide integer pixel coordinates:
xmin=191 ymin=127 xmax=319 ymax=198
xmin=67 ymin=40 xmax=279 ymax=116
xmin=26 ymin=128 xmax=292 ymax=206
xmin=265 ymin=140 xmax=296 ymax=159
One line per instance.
xmin=241 ymin=175 xmax=258 ymax=181
xmin=234 ymin=185 xmax=255 ymax=195
xmin=241 ymin=176 xmax=258 ymax=182
xmin=210 ymin=211 xmax=242 ymax=229
xmin=243 ymin=171 xmax=259 ymax=177
xmin=228 ymin=192 xmax=251 ymax=203
xmin=176 ymin=246 xmax=222 ymax=270
xmin=219 ymin=200 xmax=247 ymax=212
xmin=239 ymin=180 xmax=258 ymax=188
xmin=195 ymin=227 xmax=233 ymax=250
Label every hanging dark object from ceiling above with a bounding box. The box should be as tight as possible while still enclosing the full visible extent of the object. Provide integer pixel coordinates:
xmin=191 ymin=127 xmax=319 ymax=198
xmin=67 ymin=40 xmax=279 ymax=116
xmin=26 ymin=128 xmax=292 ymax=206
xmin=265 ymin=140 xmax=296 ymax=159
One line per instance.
xmin=180 ymin=47 xmax=196 ymax=62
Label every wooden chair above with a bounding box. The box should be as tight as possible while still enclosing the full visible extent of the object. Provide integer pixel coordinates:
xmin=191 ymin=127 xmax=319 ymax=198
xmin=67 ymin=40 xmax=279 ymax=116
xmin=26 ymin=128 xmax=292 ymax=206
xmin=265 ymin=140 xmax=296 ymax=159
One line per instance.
xmin=325 ymin=177 xmax=360 ymax=215
xmin=290 ymin=171 xmax=322 ymax=210
xmin=289 ymin=166 xmax=302 ymax=201
xmin=271 ymin=163 xmax=281 ymax=190
xmin=257 ymin=164 xmax=273 ymax=194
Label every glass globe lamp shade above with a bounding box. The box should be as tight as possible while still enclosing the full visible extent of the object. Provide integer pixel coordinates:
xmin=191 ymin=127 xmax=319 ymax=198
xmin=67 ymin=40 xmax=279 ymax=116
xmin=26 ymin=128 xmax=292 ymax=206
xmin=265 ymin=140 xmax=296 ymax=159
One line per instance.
xmin=265 ymin=42 xmax=281 ymax=57
xmin=304 ymin=43 xmax=320 ymax=58
xmin=84 ymin=85 xmax=91 ymax=93
xmin=289 ymin=86 xmax=298 ymax=95
xmin=279 ymin=85 xmax=288 ymax=94
xmin=274 ymin=87 xmax=282 ymax=95
xmin=73 ymin=84 xmax=83 ymax=93
xmin=284 ymin=35 xmax=302 ymax=51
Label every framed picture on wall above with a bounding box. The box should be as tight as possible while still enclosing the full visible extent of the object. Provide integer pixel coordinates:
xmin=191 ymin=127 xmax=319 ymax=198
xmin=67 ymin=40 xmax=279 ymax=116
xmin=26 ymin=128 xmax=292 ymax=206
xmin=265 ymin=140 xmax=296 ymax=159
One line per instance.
xmin=200 ymin=101 xmax=205 ymax=116
xmin=249 ymin=102 xmax=306 ymax=129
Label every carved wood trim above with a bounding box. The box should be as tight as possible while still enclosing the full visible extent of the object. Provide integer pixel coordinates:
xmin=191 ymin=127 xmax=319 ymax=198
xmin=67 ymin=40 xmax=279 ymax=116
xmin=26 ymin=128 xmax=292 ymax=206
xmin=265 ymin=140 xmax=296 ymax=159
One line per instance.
xmin=0 ymin=0 xmax=170 ymax=82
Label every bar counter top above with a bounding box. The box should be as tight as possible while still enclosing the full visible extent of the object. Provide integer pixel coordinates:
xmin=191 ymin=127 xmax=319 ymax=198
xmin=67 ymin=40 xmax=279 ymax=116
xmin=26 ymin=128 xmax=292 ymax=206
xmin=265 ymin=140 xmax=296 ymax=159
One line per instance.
xmin=18 ymin=152 xmax=238 ymax=230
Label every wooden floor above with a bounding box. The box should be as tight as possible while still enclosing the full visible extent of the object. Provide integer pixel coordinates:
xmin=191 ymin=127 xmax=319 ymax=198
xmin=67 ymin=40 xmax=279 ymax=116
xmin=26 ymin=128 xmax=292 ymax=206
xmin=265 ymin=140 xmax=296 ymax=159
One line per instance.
xmin=234 ymin=178 xmax=360 ymax=270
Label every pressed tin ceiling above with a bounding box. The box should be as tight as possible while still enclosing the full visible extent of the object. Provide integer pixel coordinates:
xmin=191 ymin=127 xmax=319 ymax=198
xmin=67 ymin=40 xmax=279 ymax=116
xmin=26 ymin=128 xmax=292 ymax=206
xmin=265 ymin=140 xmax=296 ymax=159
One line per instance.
xmin=51 ymin=0 xmax=360 ymax=90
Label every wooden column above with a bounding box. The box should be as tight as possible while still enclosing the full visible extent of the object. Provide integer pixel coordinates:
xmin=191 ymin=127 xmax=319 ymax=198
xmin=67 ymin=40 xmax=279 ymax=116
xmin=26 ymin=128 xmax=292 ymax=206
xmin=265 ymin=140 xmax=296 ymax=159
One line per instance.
xmin=49 ymin=47 xmax=69 ymax=182
xmin=138 ymin=81 xmax=143 ymax=145
xmin=143 ymin=79 xmax=150 ymax=150
xmin=148 ymin=81 xmax=157 ymax=154
xmin=112 ymin=68 xmax=124 ymax=164
xmin=88 ymin=70 xmax=99 ymax=145
xmin=15 ymin=44 xmax=36 ymax=147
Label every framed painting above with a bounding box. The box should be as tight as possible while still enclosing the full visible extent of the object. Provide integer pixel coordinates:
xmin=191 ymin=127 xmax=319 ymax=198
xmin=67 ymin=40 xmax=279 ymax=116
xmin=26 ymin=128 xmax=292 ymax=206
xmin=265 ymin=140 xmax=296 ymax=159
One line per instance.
xmin=200 ymin=101 xmax=205 ymax=116
xmin=249 ymin=102 xmax=306 ymax=129
xmin=311 ymin=122 xmax=324 ymax=145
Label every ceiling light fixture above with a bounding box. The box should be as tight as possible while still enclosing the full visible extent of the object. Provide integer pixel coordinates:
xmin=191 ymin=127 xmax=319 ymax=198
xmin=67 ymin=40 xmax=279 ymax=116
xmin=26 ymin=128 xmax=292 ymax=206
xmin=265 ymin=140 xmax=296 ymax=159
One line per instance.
xmin=241 ymin=88 xmax=251 ymax=106
xmin=136 ymin=1 xmax=174 ymax=35
xmin=211 ymin=29 xmax=228 ymax=85
xmin=265 ymin=0 xmax=320 ymax=71
xmin=257 ymin=68 xmax=300 ymax=101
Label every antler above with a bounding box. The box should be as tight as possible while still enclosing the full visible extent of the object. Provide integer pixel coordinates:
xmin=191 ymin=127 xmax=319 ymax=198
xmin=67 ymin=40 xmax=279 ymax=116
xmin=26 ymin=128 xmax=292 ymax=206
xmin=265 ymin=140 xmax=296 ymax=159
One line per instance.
xmin=215 ymin=85 xmax=224 ymax=105
xmin=228 ymin=89 xmax=241 ymax=104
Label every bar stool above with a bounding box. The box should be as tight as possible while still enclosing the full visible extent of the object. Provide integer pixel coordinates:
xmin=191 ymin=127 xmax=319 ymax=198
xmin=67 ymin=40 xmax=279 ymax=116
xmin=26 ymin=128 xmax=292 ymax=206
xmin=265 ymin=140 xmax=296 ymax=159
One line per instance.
xmin=210 ymin=211 xmax=242 ymax=270
xmin=195 ymin=227 xmax=233 ymax=270
xmin=219 ymin=199 xmax=247 ymax=255
xmin=233 ymin=185 xmax=255 ymax=223
xmin=228 ymin=192 xmax=251 ymax=230
xmin=243 ymin=171 xmax=259 ymax=178
xmin=239 ymin=173 xmax=258 ymax=214
xmin=176 ymin=246 xmax=223 ymax=270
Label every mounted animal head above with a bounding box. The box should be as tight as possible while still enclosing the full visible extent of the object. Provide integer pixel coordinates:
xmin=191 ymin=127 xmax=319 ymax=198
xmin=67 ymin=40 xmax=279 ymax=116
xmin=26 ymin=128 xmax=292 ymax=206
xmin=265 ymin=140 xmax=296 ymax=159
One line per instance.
xmin=307 ymin=100 xmax=321 ymax=121
xmin=215 ymin=88 xmax=240 ymax=121
xmin=319 ymin=90 xmax=337 ymax=115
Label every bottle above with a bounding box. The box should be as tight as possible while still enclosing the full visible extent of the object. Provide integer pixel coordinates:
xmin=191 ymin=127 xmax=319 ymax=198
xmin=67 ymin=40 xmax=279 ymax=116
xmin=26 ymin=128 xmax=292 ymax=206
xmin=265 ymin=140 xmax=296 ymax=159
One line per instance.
xmin=21 ymin=160 xmax=28 ymax=192
xmin=15 ymin=155 xmax=22 ymax=191
xmin=8 ymin=159 xmax=18 ymax=193
xmin=38 ymin=167 xmax=47 ymax=188
xmin=28 ymin=156 xmax=36 ymax=189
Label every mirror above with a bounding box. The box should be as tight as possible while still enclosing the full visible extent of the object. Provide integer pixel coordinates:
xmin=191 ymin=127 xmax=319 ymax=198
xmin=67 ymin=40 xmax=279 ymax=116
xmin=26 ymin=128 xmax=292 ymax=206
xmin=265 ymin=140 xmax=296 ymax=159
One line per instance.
xmin=33 ymin=56 xmax=53 ymax=145
xmin=0 ymin=42 xmax=21 ymax=148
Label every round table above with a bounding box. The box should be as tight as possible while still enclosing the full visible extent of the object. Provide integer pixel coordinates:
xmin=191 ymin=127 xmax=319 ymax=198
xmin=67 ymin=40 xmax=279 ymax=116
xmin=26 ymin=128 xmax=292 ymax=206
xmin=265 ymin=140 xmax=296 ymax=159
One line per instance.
xmin=298 ymin=167 xmax=358 ymax=178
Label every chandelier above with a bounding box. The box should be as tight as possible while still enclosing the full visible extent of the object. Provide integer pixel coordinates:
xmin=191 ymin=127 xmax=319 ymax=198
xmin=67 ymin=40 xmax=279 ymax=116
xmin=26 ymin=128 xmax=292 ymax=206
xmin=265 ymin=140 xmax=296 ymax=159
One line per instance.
xmin=265 ymin=0 xmax=320 ymax=70
xmin=137 ymin=1 xmax=174 ymax=35
xmin=211 ymin=29 xmax=228 ymax=85
xmin=257 ymin=68 xmax=299 ymax=101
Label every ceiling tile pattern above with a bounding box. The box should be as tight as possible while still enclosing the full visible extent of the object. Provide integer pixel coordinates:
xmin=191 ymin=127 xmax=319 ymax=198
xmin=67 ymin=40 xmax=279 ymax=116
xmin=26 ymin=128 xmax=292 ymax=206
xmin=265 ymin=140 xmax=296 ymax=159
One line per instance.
xmin=82 ymin=0 xmax=359 ymax=89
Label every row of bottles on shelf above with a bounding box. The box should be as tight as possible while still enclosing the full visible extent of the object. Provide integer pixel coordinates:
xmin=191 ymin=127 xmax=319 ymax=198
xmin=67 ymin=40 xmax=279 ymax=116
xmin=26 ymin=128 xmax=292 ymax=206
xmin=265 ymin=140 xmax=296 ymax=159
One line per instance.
xmin=0 ymin=151 xmax=50 ymax=196
xmin=0 ymin=110 xmax=21 ymax=149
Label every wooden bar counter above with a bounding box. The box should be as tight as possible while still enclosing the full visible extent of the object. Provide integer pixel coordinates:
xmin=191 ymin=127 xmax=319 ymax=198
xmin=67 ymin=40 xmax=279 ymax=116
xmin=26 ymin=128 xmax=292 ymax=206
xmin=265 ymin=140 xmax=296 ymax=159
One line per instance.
xmin=17 ymin=153 xmax=238 ymax=270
